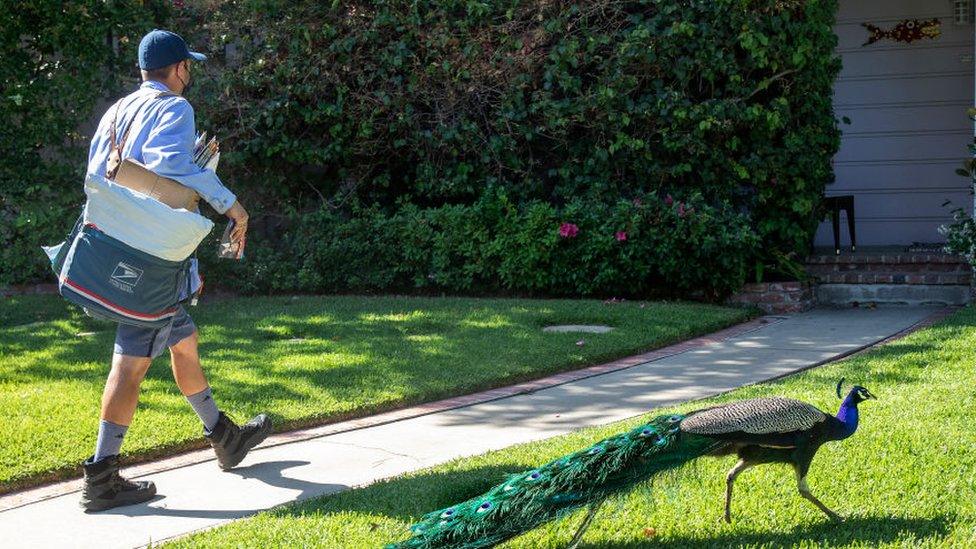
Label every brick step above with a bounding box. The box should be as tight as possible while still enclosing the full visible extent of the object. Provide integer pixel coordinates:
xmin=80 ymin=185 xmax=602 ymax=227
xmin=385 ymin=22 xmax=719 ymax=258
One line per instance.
xmin=727 ymin=281 xmax=815 ymax=314
xmin=806 ymin=251 xmax=971 ymax=286
xmin=806 ymin=261 xmax=969 ymax=273
xmin=806 ymin=251 xmax=967 ymax=266
xmin=810 ymin=271 xmax=971 ymax=285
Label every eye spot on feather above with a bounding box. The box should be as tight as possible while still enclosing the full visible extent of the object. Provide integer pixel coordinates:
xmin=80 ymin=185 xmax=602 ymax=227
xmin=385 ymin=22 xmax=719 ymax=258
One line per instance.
xmin=440 ymin=508 xmax=455 ymax=518
xmin=527 ymin=471 xmax=541 ymax=480
xmin=588 ymin=446 xmax=604 ymax=455
xmin=477 ymin=502 xmax=493 ymax=513
xmin=638 ymin=428 xmax=665 ymax=444
xmin=667 ymin=415 xmax=681 ymax=423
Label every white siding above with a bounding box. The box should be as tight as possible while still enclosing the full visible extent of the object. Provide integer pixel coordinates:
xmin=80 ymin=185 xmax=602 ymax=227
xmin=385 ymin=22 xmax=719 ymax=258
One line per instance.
xmin=814 ymin=1 xmax=974 ymax=247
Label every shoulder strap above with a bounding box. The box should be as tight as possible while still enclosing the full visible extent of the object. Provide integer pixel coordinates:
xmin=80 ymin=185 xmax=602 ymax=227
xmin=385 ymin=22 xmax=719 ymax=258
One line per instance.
xmin=108 ymin=100 xmax=123 ymax=158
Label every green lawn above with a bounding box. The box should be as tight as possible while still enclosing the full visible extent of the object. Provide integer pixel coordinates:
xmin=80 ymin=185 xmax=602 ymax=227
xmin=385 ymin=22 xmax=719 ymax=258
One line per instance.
xmin=0 ymin=293 xmax=749 ymax=492
xmin=169 ymin=307 xmax=976 ymax=548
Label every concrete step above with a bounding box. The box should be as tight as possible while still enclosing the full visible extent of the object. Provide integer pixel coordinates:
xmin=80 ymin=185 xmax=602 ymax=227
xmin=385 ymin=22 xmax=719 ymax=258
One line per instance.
xmin=817 ymin=283 xmax=971 ymax=306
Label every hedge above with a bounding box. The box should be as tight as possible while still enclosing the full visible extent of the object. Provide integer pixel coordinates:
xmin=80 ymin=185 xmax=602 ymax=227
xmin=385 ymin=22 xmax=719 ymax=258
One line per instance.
xmin=1 ymin=0 xmax=841 ymax=299
xmin=202 ymin=188 xmax=757 ymax=299
xmin=1 ymin=0 xmax=167 ymax=287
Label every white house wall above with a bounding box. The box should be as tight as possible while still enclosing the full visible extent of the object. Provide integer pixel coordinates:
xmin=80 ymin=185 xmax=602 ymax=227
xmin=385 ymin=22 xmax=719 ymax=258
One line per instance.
xmin=814 ymin=0 xmax=974 ymax=247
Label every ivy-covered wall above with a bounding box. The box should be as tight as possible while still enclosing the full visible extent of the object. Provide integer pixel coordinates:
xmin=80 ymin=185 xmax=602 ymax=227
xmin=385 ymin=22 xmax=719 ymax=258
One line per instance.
xmin=1 ymin=0 xmax=168 ymax=287
xmin=1 ymin=0 xmax=841 ymax=299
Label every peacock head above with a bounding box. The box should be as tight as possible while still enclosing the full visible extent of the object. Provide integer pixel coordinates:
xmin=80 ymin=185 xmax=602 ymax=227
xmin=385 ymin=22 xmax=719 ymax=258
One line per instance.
xmin=836 ymin=377 xmax=876 ymax=404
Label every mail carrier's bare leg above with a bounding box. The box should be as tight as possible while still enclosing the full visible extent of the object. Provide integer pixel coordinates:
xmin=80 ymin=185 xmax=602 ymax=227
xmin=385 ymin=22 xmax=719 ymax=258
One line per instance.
xmin=80 ymin=353 xmax=157 ymax=512
xmin=169 ymin=329 xmax=273 ymax=472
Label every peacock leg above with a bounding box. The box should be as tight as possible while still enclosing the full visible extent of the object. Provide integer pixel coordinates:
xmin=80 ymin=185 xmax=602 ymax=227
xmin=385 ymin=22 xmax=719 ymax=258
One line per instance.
xmin=794 ymin=469 xmax=843 ymax=522
xmin=723 ymin=459 xmax=752 ymax=523
xmin=567 ymin=501 xmax=603 ymax=549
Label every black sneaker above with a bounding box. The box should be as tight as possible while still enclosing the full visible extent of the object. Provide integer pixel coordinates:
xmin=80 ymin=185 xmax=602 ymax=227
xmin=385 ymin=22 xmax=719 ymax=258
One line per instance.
xmin=205 ymin=411 xmax=272 ymax=471
xmin=79 ymin=455 xmax=156 ymax=512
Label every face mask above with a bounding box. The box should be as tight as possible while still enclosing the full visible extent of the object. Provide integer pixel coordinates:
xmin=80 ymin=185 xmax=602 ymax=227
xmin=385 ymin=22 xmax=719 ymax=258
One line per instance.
xmin=177 ymin=62 xmax=192 ymax=96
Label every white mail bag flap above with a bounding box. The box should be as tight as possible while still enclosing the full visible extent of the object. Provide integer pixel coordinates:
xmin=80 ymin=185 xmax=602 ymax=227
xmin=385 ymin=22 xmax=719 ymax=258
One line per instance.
xmin=83 ymin=173 xmax=215 ymax=261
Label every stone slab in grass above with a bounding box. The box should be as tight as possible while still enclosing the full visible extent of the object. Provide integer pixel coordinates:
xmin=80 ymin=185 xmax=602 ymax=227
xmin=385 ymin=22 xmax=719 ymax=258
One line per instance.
xmin=542 ymin=324 xmax=614 ymax=334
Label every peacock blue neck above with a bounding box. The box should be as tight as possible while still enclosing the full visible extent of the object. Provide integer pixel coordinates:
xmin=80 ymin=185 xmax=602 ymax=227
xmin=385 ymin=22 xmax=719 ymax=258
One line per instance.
xmin=835 ymin=394 xmax=859 ymax=439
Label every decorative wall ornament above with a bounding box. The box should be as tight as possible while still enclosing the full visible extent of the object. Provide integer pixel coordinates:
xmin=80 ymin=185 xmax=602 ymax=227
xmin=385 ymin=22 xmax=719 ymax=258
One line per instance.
xmin=861 ymin=18 xmax=941 ymax=46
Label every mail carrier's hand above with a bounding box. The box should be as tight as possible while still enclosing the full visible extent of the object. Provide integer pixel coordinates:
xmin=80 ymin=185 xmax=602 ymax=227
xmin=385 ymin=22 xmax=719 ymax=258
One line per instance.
xmin=225 ymin=200 xmax=249 ymax=244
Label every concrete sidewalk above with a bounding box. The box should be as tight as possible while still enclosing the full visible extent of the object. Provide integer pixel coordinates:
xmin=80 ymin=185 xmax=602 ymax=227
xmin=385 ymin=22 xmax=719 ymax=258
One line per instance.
xmin=0 ymin=307 xmax=946 ymax=548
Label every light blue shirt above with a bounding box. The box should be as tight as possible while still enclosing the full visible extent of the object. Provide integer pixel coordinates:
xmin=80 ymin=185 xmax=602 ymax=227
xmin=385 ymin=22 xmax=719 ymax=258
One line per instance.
xmin=87 ymin=80 xmax=236 ymax=301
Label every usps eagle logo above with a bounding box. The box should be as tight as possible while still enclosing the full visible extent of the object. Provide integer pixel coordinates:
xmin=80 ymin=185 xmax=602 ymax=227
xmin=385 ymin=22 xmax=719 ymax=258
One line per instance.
xmin=110 ymin=262 xmax=143 ymax=291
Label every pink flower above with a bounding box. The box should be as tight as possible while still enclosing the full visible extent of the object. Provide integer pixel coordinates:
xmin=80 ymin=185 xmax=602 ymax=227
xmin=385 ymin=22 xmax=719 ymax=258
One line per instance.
xmin=665 ymin=194 xmax=674 ymax=206
xmin=632 ymin=198 xmax=642 ymax=206
xmin=558 ymin=222 xmax=580 ymax=238
xmin=615 ymin=231 xmax=627 ymax=241
xmin=677 ymin=203 xmax=686 ymax=218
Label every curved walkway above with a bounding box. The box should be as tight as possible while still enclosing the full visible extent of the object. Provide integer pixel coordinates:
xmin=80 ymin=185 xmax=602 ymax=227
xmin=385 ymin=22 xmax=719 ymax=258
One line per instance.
xmin=0 ymin=306 xmax=948 ymax=548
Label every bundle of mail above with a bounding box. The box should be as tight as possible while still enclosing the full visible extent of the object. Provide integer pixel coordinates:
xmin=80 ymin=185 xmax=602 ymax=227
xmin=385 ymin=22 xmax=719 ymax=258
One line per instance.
xmin=194 ymin=131 xmax=243 ymax=260
xmin=193 ymin=131 xmax=220 ymax=171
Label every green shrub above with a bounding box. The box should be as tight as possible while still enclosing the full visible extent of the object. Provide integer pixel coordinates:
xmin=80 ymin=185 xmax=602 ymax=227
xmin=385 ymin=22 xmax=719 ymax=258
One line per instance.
xmin=201 ymin=190 xmax=757 ymax=299
xmin=940 ymin=112 xmax=976 ymax=265
xmin=184 ymin=0 xmax=838 ymax=275
xmin=3 ymin=0 xmax=840 ymax=299
xmin=0 ymin=1 xmax=167 ymax=287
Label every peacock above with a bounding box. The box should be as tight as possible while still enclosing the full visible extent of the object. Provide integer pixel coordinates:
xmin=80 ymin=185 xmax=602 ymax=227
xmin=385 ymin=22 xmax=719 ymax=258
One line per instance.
xmin=387 ymin=379 xmax=875 ymax=548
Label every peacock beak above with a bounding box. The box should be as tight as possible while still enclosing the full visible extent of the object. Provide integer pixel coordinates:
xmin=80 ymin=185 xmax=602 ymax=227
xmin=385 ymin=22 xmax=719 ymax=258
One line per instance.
xmin=864 ymin=390 xmax=877 ymax=400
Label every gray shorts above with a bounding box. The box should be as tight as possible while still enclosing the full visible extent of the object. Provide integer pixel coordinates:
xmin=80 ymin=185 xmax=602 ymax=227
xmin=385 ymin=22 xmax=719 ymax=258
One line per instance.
xmin=114 ymin=306 xmax=197 ymax=359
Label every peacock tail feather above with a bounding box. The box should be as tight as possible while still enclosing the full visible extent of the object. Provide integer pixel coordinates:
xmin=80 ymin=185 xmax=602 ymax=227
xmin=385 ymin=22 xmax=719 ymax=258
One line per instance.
xmin=386 ymin=413 xmax=722 ymax=549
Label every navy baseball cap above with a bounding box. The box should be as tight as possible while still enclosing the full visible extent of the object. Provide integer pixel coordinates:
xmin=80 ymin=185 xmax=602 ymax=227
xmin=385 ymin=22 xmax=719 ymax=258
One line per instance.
xmin=138 ymin=29 xmax=206 ymax=70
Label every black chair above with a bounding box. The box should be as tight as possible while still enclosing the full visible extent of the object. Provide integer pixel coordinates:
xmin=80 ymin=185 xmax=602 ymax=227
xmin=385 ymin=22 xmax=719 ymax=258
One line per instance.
xmin=823 ymin=195 xmax=856 ymax=255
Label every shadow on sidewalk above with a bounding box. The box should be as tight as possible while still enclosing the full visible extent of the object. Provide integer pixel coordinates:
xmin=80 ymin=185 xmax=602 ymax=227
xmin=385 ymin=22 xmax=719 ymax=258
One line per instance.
xmin=95 ymin=460 xmax=347 ymax=519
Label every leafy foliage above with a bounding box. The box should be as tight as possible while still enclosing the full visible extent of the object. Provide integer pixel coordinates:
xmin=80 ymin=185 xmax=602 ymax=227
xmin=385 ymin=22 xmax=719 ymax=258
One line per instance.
xmin=941 ymin=207 xmax=976 ymax=264
xmin=183 ymin=0 xmax=838 ymax=298
xmin=940 ymin=109 xmax=976 ymax=264
xmin=205 ymin=189 xmax=757 ymax=299
xmin=2 ymin=0 xmax=841 ymax=298
xmin=0 ymin=0 xmax=166 ymax=286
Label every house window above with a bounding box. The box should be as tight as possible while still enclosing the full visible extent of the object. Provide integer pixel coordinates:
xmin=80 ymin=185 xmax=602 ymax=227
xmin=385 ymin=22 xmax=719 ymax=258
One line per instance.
xmin=953 ymin=0 xmax=974 ymax=25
